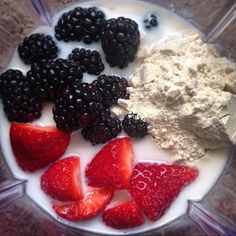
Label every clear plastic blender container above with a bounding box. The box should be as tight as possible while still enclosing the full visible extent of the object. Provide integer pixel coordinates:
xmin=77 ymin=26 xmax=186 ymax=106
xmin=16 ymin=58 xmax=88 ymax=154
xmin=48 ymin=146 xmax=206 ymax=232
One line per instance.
xmin=0 ymin=0 xmax=236 ymax=235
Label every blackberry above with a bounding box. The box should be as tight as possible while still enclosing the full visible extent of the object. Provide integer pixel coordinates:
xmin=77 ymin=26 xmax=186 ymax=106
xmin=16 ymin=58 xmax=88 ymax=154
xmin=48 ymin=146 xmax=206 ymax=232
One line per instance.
xmin=53 ymin=83 xmax=104 ymax=133
xmin=27 ymin=58 xmax=83 ymax=102
xmin=101 ymin=17 xmax=140 ymax=68
xmin=143 ymin=14 xmax=158 ymax=29
xmin=92 ymin=75 xmax=129 ymax=108
xmin=55 ymin=7 xmax=105 ymax=44
xmin=0 ymin=69 xmax=42 ymax=122
xmin=68 ymin=48 xmax=104 ymax=75
xmin=18 ymin=33 xmax=58 ymax=65
xmin=122 ymin=113 xmax=148 ymax=138
xmin=82 ymin=115 xmax=122 ymax=145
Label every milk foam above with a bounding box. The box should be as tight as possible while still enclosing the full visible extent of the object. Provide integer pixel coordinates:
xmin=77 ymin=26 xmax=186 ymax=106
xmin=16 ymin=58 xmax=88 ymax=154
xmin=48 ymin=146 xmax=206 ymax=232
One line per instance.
xmin=0 ymin=0 xmax=228 ymax=235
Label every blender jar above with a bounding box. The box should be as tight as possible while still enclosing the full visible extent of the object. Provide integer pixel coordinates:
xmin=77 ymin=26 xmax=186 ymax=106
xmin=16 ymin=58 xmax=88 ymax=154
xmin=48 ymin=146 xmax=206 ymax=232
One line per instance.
xmin=0 ymin=0 xmax=236 ymax=235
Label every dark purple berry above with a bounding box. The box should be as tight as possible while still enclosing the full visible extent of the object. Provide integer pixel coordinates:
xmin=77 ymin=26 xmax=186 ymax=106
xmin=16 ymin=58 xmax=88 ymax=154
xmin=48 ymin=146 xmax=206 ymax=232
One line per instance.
xmin=101 ymin=17 xmax=140 ymax=68
xmin=68 ymin=48 xmax=104 ymax=75
xmin=55 ymin=7 xmax=106 ymax=44
xmin=122 ymin=113 xmax=148 ymax=138
xmin=18 ymin=33 xmax=58 ymax=64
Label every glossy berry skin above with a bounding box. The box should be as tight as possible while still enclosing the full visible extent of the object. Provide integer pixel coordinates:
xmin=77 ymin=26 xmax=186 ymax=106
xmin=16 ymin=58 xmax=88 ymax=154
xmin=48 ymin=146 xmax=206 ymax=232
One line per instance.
xmin=101 ymin=17 xmax=140 ymax=68
xmin=55 ymin=7 xmax=105 ymax=44
xmin=82 ymin=115 xmax=122 ymax=145
xmin=53 ymin=189 xmax=113 ymax=221
xmin=92 ymin=75 xmax=129 ymax=108
xmin=41 ymin=157 xmax=83 ymax=201
xmin=10 ymin=123 xmax=70 ymax=172
xmin=129 ymin=163 xmax=198 ymax=221
xmin=103 ymin=200 xmax=144 ymax=229
xmin=0 ymin=69 xmax=42 ymax=122
xmin=53 ymin=83 xmax=104 ymax=133
xmin=68 ymin=48 xmax=104 ymax=75
xmin=27 ymin=58 xmax=83 ymax=102
xmin=18 ymin=33 xmax=58 ymax=64
xmin=122 ymin=113 xmax=148 ymax=138
xmin=86 ymin=137 xmax=134 ymax=189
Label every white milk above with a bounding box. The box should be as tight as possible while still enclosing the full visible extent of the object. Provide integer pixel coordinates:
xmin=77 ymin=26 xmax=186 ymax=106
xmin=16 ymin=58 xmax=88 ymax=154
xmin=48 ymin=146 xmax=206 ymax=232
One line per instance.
xmin=0 ymin=0 xmax=229 ymax=235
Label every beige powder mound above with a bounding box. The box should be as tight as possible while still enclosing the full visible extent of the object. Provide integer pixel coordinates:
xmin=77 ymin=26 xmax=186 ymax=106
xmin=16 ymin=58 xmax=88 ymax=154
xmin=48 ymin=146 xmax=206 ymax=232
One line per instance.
xmin=113 ymin=31 xmax=236 ymax=161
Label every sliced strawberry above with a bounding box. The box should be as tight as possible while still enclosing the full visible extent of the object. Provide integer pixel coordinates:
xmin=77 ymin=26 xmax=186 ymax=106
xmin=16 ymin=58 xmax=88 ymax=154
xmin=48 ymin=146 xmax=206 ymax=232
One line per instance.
xmin=129 ymin=163 xmax=198 ymax=221
xmin=86 ymin=137 xmax=134 ymax=189
xmin=10 ymin=123 xmax=70 ymax=172
xmin=53 ymin=189 xmax=113 ymax=221
xmin=41 ymin=157 xmax=83 ymax=201
xmin=103 ymin=200 xmax=144 ymax=229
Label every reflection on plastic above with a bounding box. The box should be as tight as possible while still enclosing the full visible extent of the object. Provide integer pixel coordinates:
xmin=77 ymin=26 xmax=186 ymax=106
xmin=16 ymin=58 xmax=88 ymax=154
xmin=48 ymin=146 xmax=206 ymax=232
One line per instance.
xmin=0 ymin=180 xmax=26 ymax=208
xmin=31 ymin=0 xmax=52 ymax=26
xmin=206 ymin=3 xmax=236 ymax=43
xmin=188 ymin=200 xmax=236 ymax=236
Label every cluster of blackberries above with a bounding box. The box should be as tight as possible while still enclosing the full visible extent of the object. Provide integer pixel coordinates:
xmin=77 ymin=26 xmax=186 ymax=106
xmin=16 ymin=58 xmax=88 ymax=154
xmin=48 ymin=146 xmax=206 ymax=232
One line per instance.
xmin=0 ymin=6 xmax=151 ymax=143
xmin=53 ymin=75 xmax=135 ymax=144
xmin=55 ymin=7 xmax=141 ymax=69
xmin=52 ymin=75 xmax=148 ymax=144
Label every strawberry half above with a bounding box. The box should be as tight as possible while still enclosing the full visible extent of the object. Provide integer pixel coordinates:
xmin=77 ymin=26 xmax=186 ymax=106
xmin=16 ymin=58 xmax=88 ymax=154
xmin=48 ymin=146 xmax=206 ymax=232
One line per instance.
xmin=129 ymin=163 xmax=198 ymax=221
xmin=86 ymin=137 xmax=134 ymax=189
xmin=41 ymin=157 xmax=83 ymax=201
xmin=53 ymin=188 xmax=113 ymax=221
xmin=103 ymin=200 xmax=144 ymax=229
xmin=10 ymin=123 xmax=70 ymax=172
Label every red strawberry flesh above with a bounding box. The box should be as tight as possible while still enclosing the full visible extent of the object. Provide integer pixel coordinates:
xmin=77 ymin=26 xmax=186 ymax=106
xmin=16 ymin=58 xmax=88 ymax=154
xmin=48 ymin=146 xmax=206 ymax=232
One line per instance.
xmin=86 ymin=137 xmax=134 ymax=189
xmin=53 ymin=188 xmax=113 ymax=221
xmin=103 ymin=200 xmax=144 ymax=229
xmin=41 ymin=157 xmax=83 ymax=201
xmin=129 ymin=163 xmax=198 ymax=221
xmin=10 ymin=123 xmax=70 ymax=172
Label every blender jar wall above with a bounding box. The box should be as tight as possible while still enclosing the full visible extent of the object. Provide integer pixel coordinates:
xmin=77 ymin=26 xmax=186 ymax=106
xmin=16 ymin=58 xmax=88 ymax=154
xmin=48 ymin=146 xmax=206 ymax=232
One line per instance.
xmin=0 ymin=0 xmax=236 ymax=235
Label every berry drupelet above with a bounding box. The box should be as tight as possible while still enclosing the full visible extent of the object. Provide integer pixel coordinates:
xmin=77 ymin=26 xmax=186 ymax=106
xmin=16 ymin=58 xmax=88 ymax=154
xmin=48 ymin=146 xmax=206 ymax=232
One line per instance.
xmin=55 ymin=7 xmax=105 ymax=44
xmin=92 ymin=75 xmax=129 ymax=108
xmin=27 ymin=58 xmax=83 ymax=102
xmin=101 ymin=17 xmax=140 ymax=68
xmin=18 ymin=33 xmax=58 ymax=65
xmin=0 ymin=69 xmax=42 ymax=122
xmin=53 ymin=83 xmax=104 ymax=133
xmin=68 ymin=48 xmax=104 ymax=75
xmin=82 ymin=115 xmax=122 ymax=145
xmin=122 ymin=113 xmax=148 ymax=138
xmin=143 ymin=14 xmax=158 ymax=29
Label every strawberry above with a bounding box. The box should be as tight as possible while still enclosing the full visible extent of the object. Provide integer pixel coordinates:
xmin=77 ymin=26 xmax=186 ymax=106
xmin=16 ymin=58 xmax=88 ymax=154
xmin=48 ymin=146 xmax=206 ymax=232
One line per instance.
xmin=129 ymin=163 xmax=198 ymax=221
xmin=41 ymin=157 xmax=83 ymax=201
xmin=86 ymin=137 xmax=134 ymax=190
xmin=10 ymin=123 xmax=70 ymax=172
xmin=103 ymin=200 xmax=144 ymax=229
xmin=53 ymin=188 xmax=113 ymax=221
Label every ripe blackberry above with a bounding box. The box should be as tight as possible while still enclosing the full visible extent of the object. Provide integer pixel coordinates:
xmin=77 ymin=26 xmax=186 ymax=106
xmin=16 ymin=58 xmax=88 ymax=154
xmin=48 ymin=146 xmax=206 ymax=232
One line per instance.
xmin=55 ymin=7 xmax=105 ymax=44
xmin=18 ymin=33 xmax=58 ymax=64
xmin=0 ymin=69 xmax=42 ymax=122
xmin=53 ymin=83 xmax=104 ymax=133
xmin=101 ymin=17 xmax=140 ymax=68
xmin=27 ymin=58 xmax=83 ymax=102
xmin=82 ymin=115 xmax=122 ymax=145
xmin=122 ymin=113 xmax=148 ymax=138
xmin=143 ymin=14 xmax=158 ymax=29
xmin=92 ymin=75 xmax=129 ymax=108
xmin=68 ymin=48 xmax=104 ymax=75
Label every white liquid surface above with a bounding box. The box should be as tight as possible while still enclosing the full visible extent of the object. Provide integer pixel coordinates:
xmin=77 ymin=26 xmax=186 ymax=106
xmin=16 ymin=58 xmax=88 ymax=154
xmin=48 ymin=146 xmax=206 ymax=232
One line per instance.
xmin=0 ymin=0 xmax=229 ymax=235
